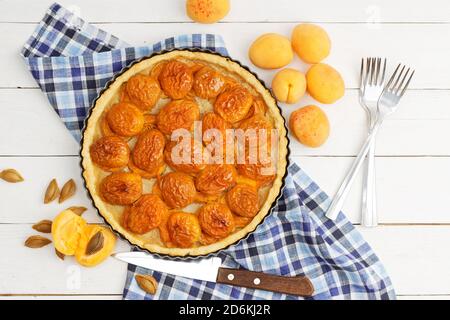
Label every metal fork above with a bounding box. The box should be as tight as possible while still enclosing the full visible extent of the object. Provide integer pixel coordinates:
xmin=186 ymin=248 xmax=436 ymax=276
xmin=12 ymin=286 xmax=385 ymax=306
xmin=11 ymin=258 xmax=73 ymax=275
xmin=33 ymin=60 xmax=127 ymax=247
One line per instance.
xmin=326 ymin=63 xmax=414 ymax=221
xmin=360 ymin=57 xmax=387 ymax=227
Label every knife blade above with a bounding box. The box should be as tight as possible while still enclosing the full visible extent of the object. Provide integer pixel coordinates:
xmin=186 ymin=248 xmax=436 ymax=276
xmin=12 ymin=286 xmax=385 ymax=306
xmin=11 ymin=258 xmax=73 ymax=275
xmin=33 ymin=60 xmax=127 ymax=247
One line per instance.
xmin=113 ymin=251 xmax=314 ymax=297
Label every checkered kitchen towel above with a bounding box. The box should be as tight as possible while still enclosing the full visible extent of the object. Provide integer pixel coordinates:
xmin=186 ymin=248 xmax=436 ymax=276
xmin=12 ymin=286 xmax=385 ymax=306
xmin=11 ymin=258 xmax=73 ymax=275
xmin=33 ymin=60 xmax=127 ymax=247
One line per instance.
xmin=22 ymin=3 xmax=395 ymax=300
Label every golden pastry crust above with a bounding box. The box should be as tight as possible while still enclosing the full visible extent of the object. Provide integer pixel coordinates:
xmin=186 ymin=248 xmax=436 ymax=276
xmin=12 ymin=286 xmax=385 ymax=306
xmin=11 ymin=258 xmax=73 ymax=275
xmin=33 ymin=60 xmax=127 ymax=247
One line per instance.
xmin=100 ymin=172 xmax=142 ymax=205
xmin=81 ymin=50 xmax=288 ymax=257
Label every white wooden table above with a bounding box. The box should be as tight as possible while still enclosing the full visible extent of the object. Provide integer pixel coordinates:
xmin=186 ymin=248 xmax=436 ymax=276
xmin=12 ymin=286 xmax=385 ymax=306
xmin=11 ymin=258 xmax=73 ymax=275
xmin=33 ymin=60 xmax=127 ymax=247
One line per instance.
xmin=1 ymin=0 xmax=450 ymax=300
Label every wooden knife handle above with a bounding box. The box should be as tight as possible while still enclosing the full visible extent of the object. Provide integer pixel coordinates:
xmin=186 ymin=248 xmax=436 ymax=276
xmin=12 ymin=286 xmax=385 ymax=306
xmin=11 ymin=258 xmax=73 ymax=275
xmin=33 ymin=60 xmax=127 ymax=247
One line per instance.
xmin=216 ymin=267 xmax=314 ymax=297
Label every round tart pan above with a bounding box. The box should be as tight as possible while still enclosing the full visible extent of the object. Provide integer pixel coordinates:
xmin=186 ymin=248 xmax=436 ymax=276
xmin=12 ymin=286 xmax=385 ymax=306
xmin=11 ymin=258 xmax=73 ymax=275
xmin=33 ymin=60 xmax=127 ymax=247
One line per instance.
xmin=79 ymin=48 xmax=290 ymax=260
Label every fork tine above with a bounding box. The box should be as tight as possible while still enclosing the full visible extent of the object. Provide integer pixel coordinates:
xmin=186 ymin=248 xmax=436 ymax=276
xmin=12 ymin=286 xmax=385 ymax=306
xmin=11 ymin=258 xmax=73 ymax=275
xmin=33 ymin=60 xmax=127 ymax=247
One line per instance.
xmin=370 ymin=57 xmax=376 ymax=85
xmin=360 ymin=58 xmax=365 ymax=91
xmin=385 ymin=63 xmax=401 ymax=91
xmin=380 ymin=58 xmax=387 ymax=84
xmin=364 ymin=57 xmax=371 ymax=88
xmin=391 ymin=65 xmax=406 ymax=91
xmin=395 ymin=67 xmax=410 ymax=94
xmin=375 ymin=57 xmax=381 ymax=85
xmin=400 ymin=70 xmax=415 ymax=97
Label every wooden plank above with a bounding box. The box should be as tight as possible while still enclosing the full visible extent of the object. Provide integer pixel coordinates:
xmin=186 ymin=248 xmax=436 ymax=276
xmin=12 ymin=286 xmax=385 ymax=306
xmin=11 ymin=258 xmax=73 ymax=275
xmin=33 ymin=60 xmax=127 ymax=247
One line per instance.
xmin=0 ymin=156 xmax=101 ymax=224
xmin=5 ymin=22 xmax=450 ymax=89
xmin=1 ymin=224 xmax=449 ymax=295
xmin=1 ymin=156 xmax=449 ymax=224
xmin=298 ymin=156 xmax=450 ymax=224
xmin=1 ymin=0 xmax=449 ymax=23
xmin=1 ymin=88 xmax=450 ymax=156
xmin=0 ymin=224 xmax=129 ymax=295
xmin=358 ymin=226 xmax=450 ymax=296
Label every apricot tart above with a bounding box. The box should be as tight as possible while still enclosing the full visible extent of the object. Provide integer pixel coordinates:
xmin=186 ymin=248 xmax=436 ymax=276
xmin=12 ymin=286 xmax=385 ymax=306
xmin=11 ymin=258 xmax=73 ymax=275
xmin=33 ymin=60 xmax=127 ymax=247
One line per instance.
xmin=81 ymin=50 xmax=288 ymax=257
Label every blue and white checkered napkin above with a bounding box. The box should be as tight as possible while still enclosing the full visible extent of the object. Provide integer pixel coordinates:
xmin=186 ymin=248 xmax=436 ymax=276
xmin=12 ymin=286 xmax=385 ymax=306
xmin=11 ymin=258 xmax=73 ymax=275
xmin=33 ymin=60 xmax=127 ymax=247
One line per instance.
xmin=22 ymin=3 xmax=395 ymax=300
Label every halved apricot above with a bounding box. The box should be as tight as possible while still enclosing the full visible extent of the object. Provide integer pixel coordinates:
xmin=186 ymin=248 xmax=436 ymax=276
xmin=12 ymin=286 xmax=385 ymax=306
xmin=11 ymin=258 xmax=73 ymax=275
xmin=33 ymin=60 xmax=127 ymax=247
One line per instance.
xmin=51 ymin=209 xmax=87 ymax=256
xmin=75 ymin=225 xmax=116 ymax=267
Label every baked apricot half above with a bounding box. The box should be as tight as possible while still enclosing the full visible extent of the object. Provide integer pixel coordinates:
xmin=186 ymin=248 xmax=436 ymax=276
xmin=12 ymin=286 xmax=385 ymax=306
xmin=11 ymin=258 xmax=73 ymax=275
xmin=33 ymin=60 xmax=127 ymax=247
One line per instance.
xmin=158 ymin=60 xmax=194 ymax=99
xmin=237 ymin=114 xmax=274 ymax=152
xmin=99 ymin=172 xmax=142 ymax=205
xmin=156 ymin=99 xmax=200 ymax=135
xmin=202 ymin=112 xmax=232 ymax=160
xmin=193 ymin=66 xmax=225 ymax=99
xmin=226 ymin=184 xmax=259 ymax=218
xmin=122 ymin=194 xmax=167 ymax=234
xmin=159 ymin=172 xmax=197 ymax=209
xmin=198 ymin=203 xmax=235 ymax=238
xmin=236 ymin=146 xmax=276 ymax=187
xmin=167 ymin=212 xmax=201 ymax=248
xmin=106 ymin=102 xmax=144 ymax=137
xmin=132 ymin=129 xmax=166 ymax=174
xmin=164 ymin=138 xmax=206 ymax=174
xmin=125 ymin=74 xmax=161 ymax=111
xmin=90 ymin=136 xmax=130 ymax=171
xmin=195 ymin=164 xmax=236 ymax=196
xmin=214 ymin=85 xmax=253 ymax=123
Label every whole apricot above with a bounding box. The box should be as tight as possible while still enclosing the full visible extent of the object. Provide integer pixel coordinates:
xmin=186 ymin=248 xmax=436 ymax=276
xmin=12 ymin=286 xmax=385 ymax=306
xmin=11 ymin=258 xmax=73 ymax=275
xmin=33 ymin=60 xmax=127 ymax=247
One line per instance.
xmin=249 ymin=33 xmax=293 ymax=69
xmin=306 ymin=63 xmax=344 ymax=104
xmin=291 ymin=24 xmax=331 ymax=64
xmin=289 ymin=105 xmax=330 ymax=147
xmin=271 ymin=68 xmax=306 ymax=104
xmin=186 ymin=0 xmax=230 ymax=24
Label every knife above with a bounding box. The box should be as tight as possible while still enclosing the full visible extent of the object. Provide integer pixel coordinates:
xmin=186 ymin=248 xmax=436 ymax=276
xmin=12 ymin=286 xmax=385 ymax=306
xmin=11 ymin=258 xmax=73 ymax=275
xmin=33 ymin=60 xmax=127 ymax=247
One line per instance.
xmin=113 ymin=252 xmax=314 ymax=297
